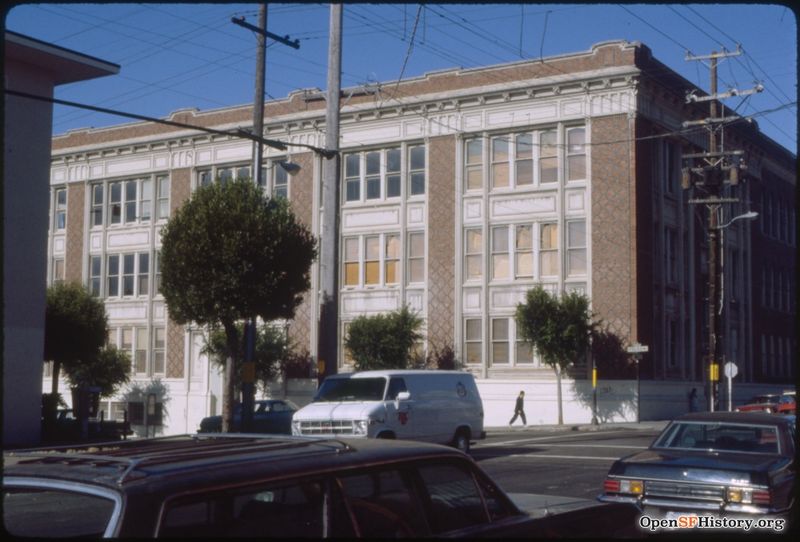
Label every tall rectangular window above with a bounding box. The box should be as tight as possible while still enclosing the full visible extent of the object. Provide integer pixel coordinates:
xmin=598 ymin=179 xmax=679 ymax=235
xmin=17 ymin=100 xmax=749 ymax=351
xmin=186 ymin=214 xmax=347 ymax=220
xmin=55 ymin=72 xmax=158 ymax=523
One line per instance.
xmin=566 ymin=127 xmax=586 ymax=181
xmin=539 ymin=130 xmax=558 ymax=184
xmin=491 ymin=226 xmax=509 ymax=280
xmin=515 ymin=133 xmax=533 ymax=186
xmin=664 ymin=228 xmax=677 ymax=283
xmin=364 ymin=236 xmax=380 ymax=285
xmin=124 ymin=180 xmax=137 ymax=223
xmin=491 ymin=318 xmax=509 ymax=365
xmin=198 ymin=169 xmax=213 ymax=188
xmin=273 ymin=164 xmax=288 ymax=199
xmin=491 ymin=137 xmax=509 ymax=189
xmin=465 ymin=139 xmax=483 ymax=191
xmin=365 ymin=151 xmax=381 ymax=200
xmin=344 ymin=238 xmax=360 ymax=286
xmin=386 ymin=148 xmax=401 ymax=198
xmin=109 ymin=182 xmax=122 ymax=224
xmin=137 ymin=252 xmax=149 ymax=296
xmin=345 ymin=154 xmax=360 ymax=202
xmin=140 ymin=178 xmax=152 ymax=222
xmin=384 ymin=234 xmax=399 ymax=285
xmin=153 ymin=327 xmax=166 ymax=375
xmin=122 ymin=327 xmax=133 ymax=370
xmin=156 ymin=176 xmax=170 ymax=219
xmin=135 ymin=327 xmax=148 ymax=374
xmin=107 ymin=255 xmax=120 ymax=297
xmin=52 ymin=258 xmax=65 ymax=284
xmin=408 ymin=232 xmax=425 ymax=283
xmin=515 ymin=225 xmax=533 ymax=278
xmin=516 ymin=334 xmax=534 ymax=365
xmin=123 ymin=254 xmax=135 ymax=296
xmin=465 ymin=229 xmax=483 ymax=280
xmin=154 ymin=251 xmax=162 ymax=295
xmin=91 ymin=184 xmax=104 ymax=227
xmin=540 ymin=223 xmax=558 ymax=276
xmin=90 ymin=256 xmax=102 ymax=296
xmin=409 ymin=145 xmax=426 ymax=196
xmin=465 ymin=319 xmax=482 ymax=364
xmin=54 ymin=188 xmax=67 ymax=230
xmin=567 ymin=220 xmax=586 ymax=276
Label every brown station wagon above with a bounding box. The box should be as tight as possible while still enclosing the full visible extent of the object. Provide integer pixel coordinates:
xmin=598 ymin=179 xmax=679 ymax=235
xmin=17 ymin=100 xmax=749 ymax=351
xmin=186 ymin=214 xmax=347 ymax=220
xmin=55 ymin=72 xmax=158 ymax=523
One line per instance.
xmin=4 ymin=434 xmax=638 ymax=538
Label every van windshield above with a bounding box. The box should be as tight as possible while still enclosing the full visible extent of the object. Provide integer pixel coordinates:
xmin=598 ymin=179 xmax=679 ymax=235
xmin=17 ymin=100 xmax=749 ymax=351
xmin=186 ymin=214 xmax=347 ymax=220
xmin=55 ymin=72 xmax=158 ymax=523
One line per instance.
xmin=313 ymin=378 xmax=387 ymax=402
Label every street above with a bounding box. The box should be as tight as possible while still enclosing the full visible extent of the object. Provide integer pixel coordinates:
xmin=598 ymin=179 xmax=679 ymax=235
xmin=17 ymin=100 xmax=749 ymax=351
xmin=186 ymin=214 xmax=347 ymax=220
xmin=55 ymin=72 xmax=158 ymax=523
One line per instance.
xmin=473 ymin=427 xmax=662 ymax=500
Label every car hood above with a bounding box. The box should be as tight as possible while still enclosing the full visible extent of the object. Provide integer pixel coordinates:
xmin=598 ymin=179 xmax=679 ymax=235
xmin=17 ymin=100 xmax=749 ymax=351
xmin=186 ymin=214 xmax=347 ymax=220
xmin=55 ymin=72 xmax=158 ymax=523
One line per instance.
xmin=293 ymin=401 xmax=383 ymax=421
xmin=611 ymin=449 xmax=787 ymax=486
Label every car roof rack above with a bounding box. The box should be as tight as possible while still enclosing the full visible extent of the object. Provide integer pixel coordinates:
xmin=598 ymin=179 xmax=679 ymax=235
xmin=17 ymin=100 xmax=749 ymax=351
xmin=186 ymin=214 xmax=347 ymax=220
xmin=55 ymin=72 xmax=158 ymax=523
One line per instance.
xmin=7 ymin=434 xmax=355 ymax=486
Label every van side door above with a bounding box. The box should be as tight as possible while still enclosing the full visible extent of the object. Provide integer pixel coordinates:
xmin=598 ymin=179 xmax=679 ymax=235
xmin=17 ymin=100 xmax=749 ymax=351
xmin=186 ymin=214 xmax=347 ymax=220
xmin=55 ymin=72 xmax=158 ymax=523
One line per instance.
xmin=385 ymin=377 xmax=415 ymax=440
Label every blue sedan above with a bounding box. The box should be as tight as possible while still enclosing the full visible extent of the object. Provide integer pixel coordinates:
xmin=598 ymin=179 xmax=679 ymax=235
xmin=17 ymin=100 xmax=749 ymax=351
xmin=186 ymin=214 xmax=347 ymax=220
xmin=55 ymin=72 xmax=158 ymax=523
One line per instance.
xmin=598 ymin=412 xmax=795 ymax=517
xmin=198 ymin=399 xmax=298 ymax=434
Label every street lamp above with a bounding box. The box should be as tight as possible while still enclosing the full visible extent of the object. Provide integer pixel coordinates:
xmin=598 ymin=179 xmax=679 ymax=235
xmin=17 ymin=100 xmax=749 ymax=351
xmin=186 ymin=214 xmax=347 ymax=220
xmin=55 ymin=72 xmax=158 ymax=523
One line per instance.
xmin=707 ymin=210 xmax=758 ymax=412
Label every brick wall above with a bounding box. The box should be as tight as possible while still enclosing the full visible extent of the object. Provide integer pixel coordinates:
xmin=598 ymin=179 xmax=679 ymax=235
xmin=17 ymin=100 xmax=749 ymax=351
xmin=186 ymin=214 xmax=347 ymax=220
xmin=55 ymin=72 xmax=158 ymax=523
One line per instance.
xmin=590 ymin=114 xmax=635 ymax=340
xmin=427 ymin=135 xmax=456 ymax=350
xmin=285 ymin=152 xmax=316 ymax=353
xmin=65 ymin=183 xmax=85 ymax=282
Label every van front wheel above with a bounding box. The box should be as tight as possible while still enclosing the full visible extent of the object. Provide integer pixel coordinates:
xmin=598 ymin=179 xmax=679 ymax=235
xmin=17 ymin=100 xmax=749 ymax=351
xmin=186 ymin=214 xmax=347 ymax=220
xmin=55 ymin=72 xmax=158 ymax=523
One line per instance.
xmin=452 ymin=429 xmax=470 ymax=453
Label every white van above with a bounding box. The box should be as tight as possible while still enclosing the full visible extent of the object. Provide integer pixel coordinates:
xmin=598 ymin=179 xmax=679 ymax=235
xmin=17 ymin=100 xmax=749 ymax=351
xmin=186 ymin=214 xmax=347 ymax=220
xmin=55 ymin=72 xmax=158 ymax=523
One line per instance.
xmin=291 ymin=370 xmax=485 ymax=451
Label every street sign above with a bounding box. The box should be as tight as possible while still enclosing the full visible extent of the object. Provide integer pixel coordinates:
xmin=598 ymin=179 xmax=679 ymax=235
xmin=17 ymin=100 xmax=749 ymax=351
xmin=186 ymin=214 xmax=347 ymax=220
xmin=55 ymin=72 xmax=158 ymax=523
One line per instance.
xmin=724 ymin=362 xmax=738 ymax=379
xmin=626 ymin=344 xmax=649 ymax=354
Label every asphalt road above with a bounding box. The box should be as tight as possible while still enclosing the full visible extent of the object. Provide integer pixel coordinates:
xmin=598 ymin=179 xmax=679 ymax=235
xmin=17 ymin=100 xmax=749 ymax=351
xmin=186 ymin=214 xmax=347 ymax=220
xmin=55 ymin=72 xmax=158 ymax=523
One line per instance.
xmin=472 ymin=427 xmax=662 ymax=501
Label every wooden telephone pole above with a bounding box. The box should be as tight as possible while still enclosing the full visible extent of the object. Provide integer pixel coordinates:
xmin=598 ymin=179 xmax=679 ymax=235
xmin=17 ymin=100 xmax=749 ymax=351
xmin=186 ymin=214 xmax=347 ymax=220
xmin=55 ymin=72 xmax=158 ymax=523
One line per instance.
xmin=682 ymin=47 xmax=762 ymax=412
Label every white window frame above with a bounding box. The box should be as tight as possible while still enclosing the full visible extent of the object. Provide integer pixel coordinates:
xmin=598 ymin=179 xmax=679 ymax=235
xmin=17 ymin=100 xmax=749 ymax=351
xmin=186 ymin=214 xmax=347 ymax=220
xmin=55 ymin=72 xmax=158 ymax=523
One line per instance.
xmin=54 ymin=187 xmax=67 ymax=231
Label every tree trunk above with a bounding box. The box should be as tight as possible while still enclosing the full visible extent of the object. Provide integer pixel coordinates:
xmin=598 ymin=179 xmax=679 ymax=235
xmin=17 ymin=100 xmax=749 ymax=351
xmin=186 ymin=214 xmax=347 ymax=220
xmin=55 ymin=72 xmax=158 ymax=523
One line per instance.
xmin=222 ymin=322 xmax=239 ymax=433
xmin=51 ymin=360 xmax=61 ymax=396
xmin=555 ymin=365 xmax=563 ymax=425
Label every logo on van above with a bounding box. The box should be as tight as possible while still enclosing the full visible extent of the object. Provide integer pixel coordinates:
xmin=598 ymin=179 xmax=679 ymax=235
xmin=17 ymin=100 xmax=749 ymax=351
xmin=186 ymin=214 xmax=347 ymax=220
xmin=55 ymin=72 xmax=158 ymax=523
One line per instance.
xmin=456 ymin=383 xmax=467 ymax=397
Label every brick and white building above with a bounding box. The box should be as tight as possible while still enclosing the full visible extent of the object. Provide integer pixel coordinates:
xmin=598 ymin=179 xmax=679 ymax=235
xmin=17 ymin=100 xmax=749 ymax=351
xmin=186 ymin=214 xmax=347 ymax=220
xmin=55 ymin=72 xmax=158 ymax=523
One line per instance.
xmin=44 ymin=41 xmax=795 ymax=433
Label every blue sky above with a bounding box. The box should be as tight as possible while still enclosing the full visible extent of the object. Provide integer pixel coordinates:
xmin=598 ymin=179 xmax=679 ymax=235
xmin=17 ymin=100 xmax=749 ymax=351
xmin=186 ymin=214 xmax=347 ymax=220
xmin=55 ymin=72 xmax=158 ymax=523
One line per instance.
xmin=5 ymin=3 xmax=797 ymax=152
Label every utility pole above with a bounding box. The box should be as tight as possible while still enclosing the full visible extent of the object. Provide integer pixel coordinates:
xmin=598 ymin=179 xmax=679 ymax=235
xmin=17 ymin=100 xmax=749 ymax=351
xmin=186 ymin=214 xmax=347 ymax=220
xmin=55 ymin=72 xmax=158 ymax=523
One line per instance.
xmin=232 ymin=4 xmax=300 ymax=432
xmin=317 ymin=4 xmax=343 ymax=386
xmin=682 ymin=47 xmax=762 ymax=412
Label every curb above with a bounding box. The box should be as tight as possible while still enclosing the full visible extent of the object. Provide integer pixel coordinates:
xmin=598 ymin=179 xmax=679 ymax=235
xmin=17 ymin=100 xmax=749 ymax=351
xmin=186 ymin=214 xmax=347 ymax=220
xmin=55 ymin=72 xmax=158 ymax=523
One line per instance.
xmin=487 ymin=421 xmax=669 ymax=433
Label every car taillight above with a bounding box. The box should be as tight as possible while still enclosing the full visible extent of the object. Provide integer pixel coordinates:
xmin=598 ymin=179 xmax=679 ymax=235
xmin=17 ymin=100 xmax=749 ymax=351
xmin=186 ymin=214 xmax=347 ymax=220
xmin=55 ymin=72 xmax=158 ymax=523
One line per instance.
xmin=604 ymin=478 xmax=643 ymax=495
xmin=752 ymin=489 xmax=771 ymax=505
xmin=604 ymin=478 xmax=620 ymax=493
xmin=728 ymin=487 xmax=771 ymax=506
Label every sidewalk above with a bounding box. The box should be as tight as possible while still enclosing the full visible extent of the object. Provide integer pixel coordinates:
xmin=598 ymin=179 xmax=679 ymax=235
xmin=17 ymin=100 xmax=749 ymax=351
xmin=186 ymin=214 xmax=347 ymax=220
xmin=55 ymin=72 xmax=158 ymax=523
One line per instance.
xmin=487 ymin=420 xmax=669 ymax=433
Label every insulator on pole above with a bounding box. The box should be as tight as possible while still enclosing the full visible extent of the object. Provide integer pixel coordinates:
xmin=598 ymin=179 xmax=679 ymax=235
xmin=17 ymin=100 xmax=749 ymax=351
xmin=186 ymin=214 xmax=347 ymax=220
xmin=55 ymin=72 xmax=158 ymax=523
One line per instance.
xmin=681 ymin=167 xmax=692 ymax=189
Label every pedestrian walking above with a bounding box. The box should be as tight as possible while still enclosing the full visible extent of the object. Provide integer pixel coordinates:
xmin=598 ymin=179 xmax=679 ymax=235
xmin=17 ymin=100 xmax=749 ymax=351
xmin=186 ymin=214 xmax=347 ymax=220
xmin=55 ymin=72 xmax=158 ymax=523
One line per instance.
xmin=509 ymin=390 xmax=527 ymax=426
xmin=688 ymin=388 xmax=698 ymax=412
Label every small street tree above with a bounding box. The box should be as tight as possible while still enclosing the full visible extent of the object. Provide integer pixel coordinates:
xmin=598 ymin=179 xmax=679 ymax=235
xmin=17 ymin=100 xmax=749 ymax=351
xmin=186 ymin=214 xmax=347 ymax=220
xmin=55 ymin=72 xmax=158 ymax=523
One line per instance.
xmin=64 ymin=345 xmax=131 ymax=397
xmin=160 ymin=179 xmax=316 ymax=432
xmin=202 ymin=323 xmax=290 ymax=396
xmin=515 ymin=285 xmax=594 ymax=424
xmin=344 ymin=306 xmax=422 ymax=371
xmin=44 ymin=282 xmax=108 ymax=403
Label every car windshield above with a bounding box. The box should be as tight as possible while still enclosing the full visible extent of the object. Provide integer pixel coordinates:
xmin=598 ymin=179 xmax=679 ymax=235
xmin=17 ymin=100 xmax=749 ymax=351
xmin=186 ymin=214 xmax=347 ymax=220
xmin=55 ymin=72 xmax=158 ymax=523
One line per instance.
xmin=313 ymin=378 xmax=387 ymax=402
xmin=653 ymin=421 xmax=781 ymax=454
xmin=3 ymin=486 xmax=117 ymax=537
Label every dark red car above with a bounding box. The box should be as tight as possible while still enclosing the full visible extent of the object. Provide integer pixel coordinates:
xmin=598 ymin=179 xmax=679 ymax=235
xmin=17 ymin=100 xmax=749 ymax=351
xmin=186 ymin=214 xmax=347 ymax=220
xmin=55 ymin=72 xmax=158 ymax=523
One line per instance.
xmin=736 ymin=391 xmax=795 ymax=415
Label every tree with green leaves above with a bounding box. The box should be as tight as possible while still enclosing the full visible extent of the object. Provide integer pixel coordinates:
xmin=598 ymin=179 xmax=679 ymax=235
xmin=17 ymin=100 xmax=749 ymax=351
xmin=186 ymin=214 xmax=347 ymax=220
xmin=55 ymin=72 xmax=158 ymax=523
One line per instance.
xmin=344 ymin=306 xmax=423 ymax=371
xmin=201 ymin=323 xmax=290 ymax=395
xmin=44 ymin=282 xmax=108 ymax=397
xmin=160 ymin=179 xmax=316 ymax=432
xmin=515 ymin=285 xmax=594 ymax=424
xmin=64 ymin=345 xmax=131 ymax=397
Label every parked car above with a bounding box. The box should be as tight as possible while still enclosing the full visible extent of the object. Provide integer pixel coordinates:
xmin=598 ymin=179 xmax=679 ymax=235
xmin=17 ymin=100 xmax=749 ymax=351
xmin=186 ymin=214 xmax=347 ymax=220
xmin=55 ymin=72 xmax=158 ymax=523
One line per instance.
xmin=292 ymin=370 xmax=485 ymax=452
xmin=598 ymin=412 xmax=795 ymax=517
xmin=45 ymin=408 xmax=132 ymax=441
xmin=198 ymin=399 xmax=297 ymax=434
xmin=4 ymin=434 xmax=640 ymax=538
xmin=736 ymin=391 xmax=795 ymax=415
